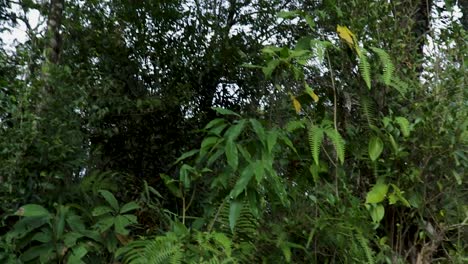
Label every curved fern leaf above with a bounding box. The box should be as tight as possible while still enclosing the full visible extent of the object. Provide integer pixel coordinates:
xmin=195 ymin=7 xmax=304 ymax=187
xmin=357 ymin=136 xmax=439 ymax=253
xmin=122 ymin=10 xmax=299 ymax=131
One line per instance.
xmin=355 ymin=232 xmax=375 ymax=264
xmin=389 ymin=76 xmax=408 ymax=97
xmin=370 ymin=47 xmax=395 ymax=86
xmin=358 ymin=48 xmax=371 ymax=89
xmin=324 ymin=128 xmax=346 ymax=164
xmin=360 ymin=98 xmax=376 ymax=129
xmin=308 ymin=125 xmax=324 ymax=165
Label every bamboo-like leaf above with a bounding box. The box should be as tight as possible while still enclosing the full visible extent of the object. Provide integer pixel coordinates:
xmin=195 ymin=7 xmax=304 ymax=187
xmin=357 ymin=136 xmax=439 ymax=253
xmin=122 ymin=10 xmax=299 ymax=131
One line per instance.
xmin=225 ymin=139 xmax=238 ymax=170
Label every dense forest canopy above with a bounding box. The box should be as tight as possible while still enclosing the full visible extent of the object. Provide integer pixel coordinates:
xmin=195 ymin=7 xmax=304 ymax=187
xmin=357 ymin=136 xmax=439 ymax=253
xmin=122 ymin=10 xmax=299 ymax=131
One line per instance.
xmin=0 ymin=0 xmax=466 ymax=263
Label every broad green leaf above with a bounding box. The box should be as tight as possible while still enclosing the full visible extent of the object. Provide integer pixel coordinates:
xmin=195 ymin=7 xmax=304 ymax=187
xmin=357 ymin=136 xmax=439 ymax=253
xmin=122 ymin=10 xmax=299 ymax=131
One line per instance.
xmin=368 ymin=136 xmax=384 ymax=161
xmin=9 ymin=217 xmax=49 ymax=239
xmin=120 ymin=201 xmax=140 ymax=214
xmin=174 ymin=149 xmax=199 ymax=164
xmin=225 ymin=139 xmax=239 ymax=170
xmin=56 ymin=205 xmax=69 ymax=239
xmin=31 ymin=230 xmax=52 ymax=243
xmin=212 ymin=107 xmax=241 ymax=117
xmin=249 ymin=119 xmax=266 ymax=142
xmin=21 ymin=244 xmax=54 ymax=262
xmin=205 ymin=118 xmax=225 ymax=130
xmin=369 ymin=204 xmax=385 ymax=223
xmin=98 ymin=190 xmax=119 ymax=211
xmin=254 ymin=160 xmax=265 ymax=183
xmin=266 ymin=130 xmax=278 ymax=153
xmin=67 ymin=245 xmax=88 ymax=264
xmin=92 ymin=206 xmax=113 ymax=217
xmin=277 ymin=10 xmax=301 ymax=19
xmin=366 ymin=182 xmax=389 ymax=204
xmin=114 ymin=215 xmax=137 ymax=235
xmin=201 ymin=136 xmax=219 ymax=150
xmin=63 ymin=232 xmax=84 ymax=248
xmin=225 ymin=119 xmax=246 ymax=141
xmin=15 ymin=204 xmax=50 ymax=217
xmin=395 ymin=117 xmax=410 ymax=137
xmin=95 ymin=216 xmax=114 ymax=233
xmin=229 ymin=199 xmax=243 ymax=232
xmin=230 ymin=164 xmax=255 ymax=198
xmin=262 ymin=59 xmax=280 ymax=78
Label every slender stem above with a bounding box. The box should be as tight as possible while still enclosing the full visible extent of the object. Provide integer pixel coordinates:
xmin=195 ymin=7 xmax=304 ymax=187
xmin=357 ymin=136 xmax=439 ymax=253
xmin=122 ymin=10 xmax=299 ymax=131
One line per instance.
xmin=326 ymin=51 xmax=339 ymax=198
xmin=208 ymin=199 xmax=226 ymax=232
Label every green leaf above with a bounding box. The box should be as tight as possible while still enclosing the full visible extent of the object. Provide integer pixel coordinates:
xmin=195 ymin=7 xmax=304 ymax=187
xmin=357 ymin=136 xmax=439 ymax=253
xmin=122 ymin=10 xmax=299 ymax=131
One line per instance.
xmin=225 ymin=139 xmax=239 ymax=170
xmin=174 ymin=149 xmax=199 ymax=164
xmin=21 ymin=244 xmax=54 ymax=262
xmin=31 ymin=230 xmax=52 ymax=243
xmin=212 ymin=107 xmax=240 ymax=117
xmin=368 ymin=136 xmax=384 ymax=161
xmin=159 ymin=173 xmax=182 ymax=198
xmin=114 ymin=215 xmax=137 ymax=235
xmin=230 ymin=164 xmax=255 ymax=198
xmin=98 ymin=190 xmax=119 ymax=211
xmin=254 ymin=160 xmax=265 ymax=183
xmin=395 ymin=117 xmax=410 ymax=137
xmin=366 ymin=182 xmax=389 ymax=204
xmin=369 ymin=204 xmax=385 ymax=223
xmin=266 ymin=130 xmax=278 ymax=153
xmin=229 ymin=199 xmax=243 ymax=232
xmin=15 ymin=204 xmax=50 ymax=217
xmin=249 ymin=119 xmax=266 ymax=142
xmin=95 ymin=216 xmax=114 ymax=233
xmin=63 ymin=232 xmax=84 ymax=248
xmin=225 ymin=119 xmax=246 ymax=141
xmin=277 ymin=10 xmax=301 ymax=19
xmin=67 ymin=245 xmax=88 ymax=264
xmin=120 ymin=201 xmax=140 ymax=214
xmin=92 ymin=206 xmax=113 ymax=217
xmin=388 ymin=184 xmax=410 ymax=207
xmin=205 ymin=118 xmax=225 ymax=130
xmin=262 ymin=59 xmax=280 ymax=78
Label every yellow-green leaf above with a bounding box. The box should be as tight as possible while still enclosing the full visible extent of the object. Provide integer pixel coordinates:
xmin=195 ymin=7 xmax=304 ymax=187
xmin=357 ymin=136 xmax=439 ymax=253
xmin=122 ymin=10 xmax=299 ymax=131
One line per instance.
xmin=336 ymin=25 xmax=357 ymax=48
xmin=305 ymin=83 xmax=319 ymax=102
xmin=366 ymin=182 xmax=389 ymax=204
xmin=291 ymin=95 xmax=301 ymax=114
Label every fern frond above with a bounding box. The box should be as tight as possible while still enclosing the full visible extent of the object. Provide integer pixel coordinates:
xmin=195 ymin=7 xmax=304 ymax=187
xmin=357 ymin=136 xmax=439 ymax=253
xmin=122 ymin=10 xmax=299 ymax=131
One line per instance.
xmin=360 ymin=98 xmax=377 ymax=129
xmin=389 ymin=76 xmax=408 ymax=97
xmin=370 ymin=47 xmax=395 ymax=86
xmin=324 ymin=128 xmax=346 ymax=164
xmin=285 ymin=120 xmax=305 ymax=132
xmin=355 ymin=232 xmax=375 ymax=264
xmin=308 ymin=124 xmax=324 ymax=165
xmin=358 ymin=48 xmax=371 ymax=89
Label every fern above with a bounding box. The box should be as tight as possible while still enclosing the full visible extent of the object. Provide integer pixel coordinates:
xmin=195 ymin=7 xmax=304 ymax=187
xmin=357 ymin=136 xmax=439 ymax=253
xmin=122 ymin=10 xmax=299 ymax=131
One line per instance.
xmin=355 ymin=232 xmax=375 ymax=264
xmin=308 ymin=124 xmax=324 ymax=165
xmin=389 ymin=76 xmax=408 ymax=97
xmin=358 ymin=48 xmax=371 ymax=89
xmin=323 ymin=128 xmax=346 ymax=164
xmin=360 ymin=98 xmax=377 ymax=129
xmin=370 ymin=47 xmax=395 ymax=86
